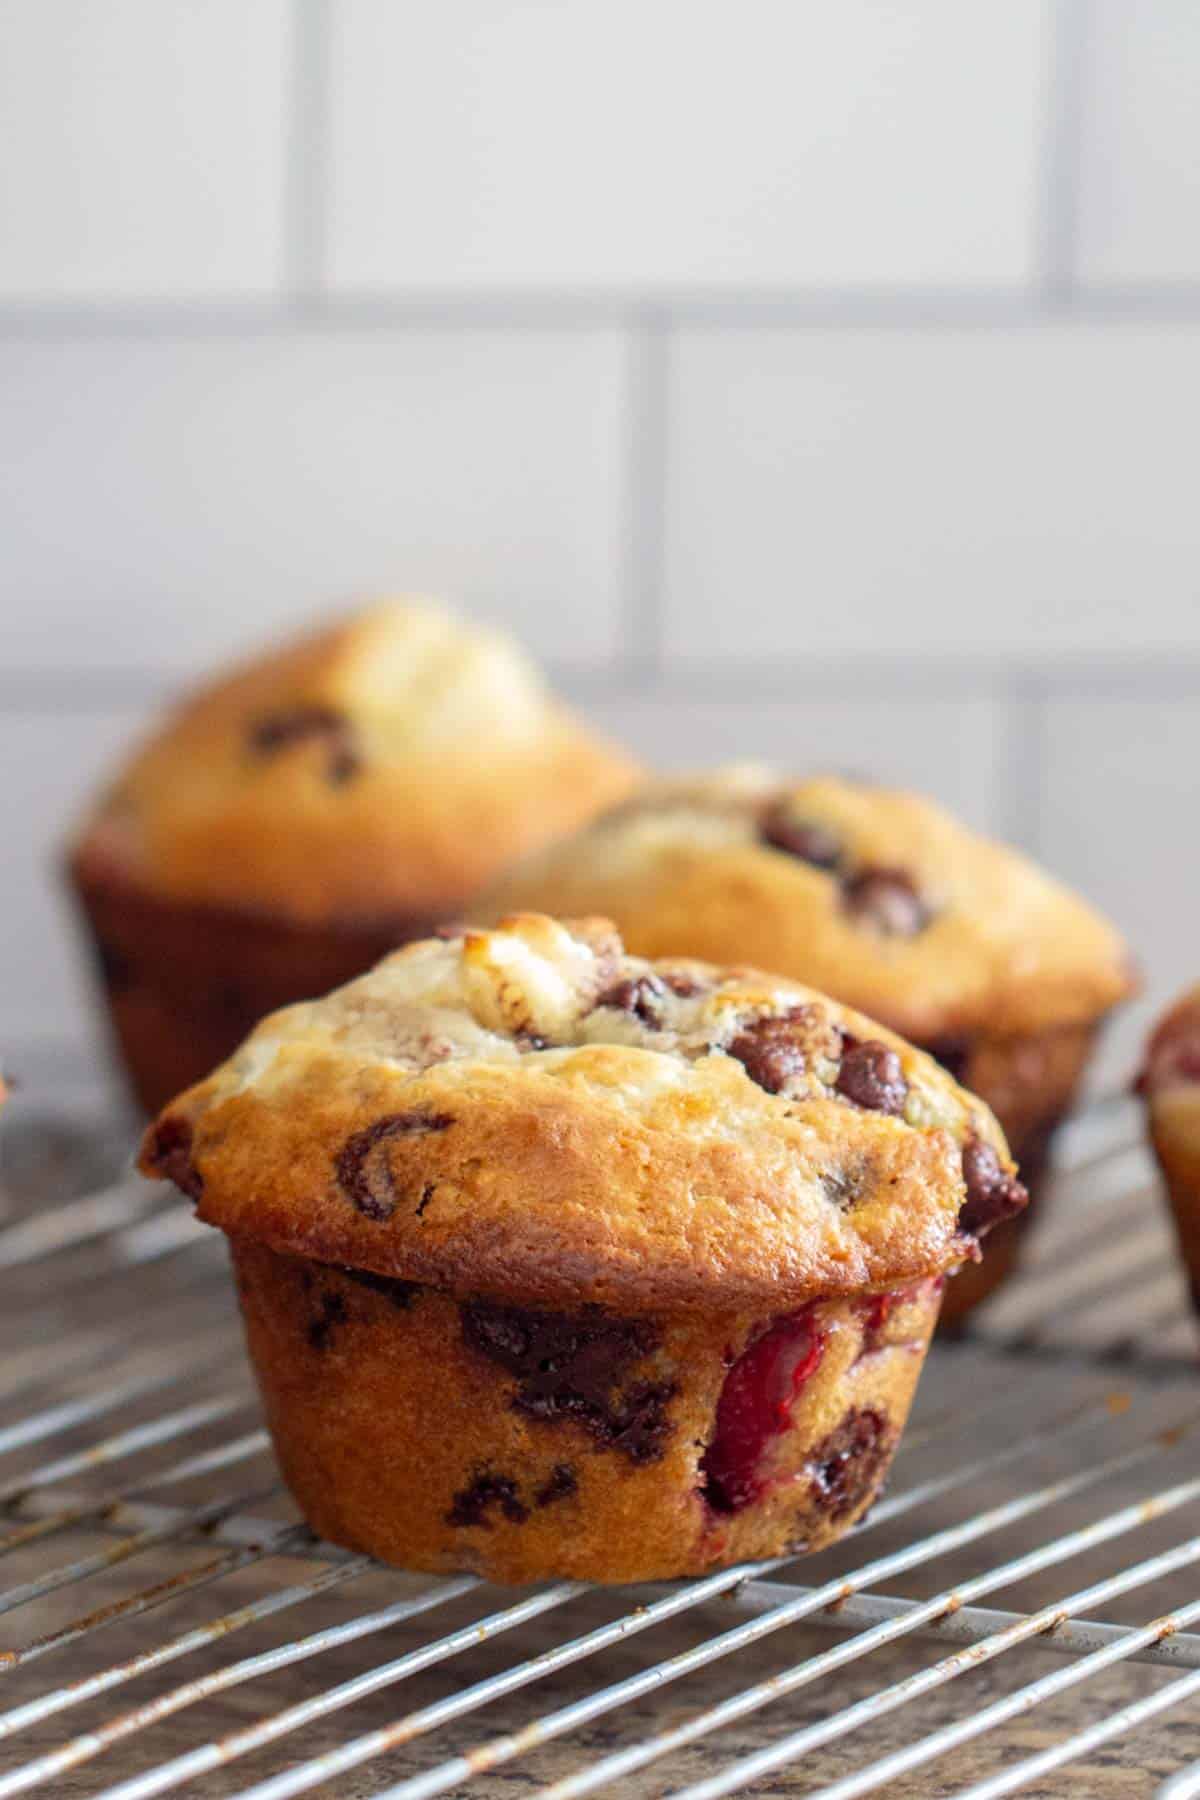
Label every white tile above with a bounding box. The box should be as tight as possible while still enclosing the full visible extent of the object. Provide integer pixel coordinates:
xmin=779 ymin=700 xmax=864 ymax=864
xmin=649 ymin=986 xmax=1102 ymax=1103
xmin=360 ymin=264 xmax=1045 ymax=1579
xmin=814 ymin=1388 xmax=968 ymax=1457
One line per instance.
xmin=1076 ymin=2 xmax=1200 ymax=284
xmin=0 ymin=1 xmax=290 ymax=301
xmin=327 ymin=0 xmax=1047 ymax=293
xmin=575 ymin=692 xmax=1003 ymax=833
xmin=1040 ymin=696 xmax=1200 ymax=1092
xmin=0 ymin=706 xmax=152 ymax=1055
xmin=0 ymin=329 xmax=629 ymax=670
xmin=664 ymin=326 xmax=1200 ymax=665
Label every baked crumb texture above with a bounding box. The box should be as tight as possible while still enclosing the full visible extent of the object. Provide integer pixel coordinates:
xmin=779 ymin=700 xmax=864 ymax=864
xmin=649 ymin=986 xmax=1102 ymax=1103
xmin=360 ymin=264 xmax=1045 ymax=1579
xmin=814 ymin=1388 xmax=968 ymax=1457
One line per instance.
xmin=142 ymin=914 xmax=1025 ymax=1582
xmin=1141 ymin=984 xmax=1200 ymax=1316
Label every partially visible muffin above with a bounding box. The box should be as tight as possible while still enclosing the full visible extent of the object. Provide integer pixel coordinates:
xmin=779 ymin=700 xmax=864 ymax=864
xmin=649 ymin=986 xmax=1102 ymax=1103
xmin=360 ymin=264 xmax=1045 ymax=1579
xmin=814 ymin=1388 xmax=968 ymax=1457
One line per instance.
xmin=482 ymin=770 xmax=1136 ymax=1325
xmin=1140 ymin=986 xmax=1200 ymax=1315
xmin=140 ymin=912 xmax=1025 ymax=1585
xmin=68 ymin=601 xmax=638 ymax=1112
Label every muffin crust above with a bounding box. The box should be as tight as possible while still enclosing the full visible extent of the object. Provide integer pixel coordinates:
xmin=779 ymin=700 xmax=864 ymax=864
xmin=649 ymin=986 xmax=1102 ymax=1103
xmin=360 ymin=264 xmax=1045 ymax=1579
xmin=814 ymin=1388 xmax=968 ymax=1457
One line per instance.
xmin=482 ymin=770 xmax=1134 ymax=1044
xmin=142 ymin=913 xmax=1022 ymax=1312
xmin=72 ymin=600 xmax=638 ymax=922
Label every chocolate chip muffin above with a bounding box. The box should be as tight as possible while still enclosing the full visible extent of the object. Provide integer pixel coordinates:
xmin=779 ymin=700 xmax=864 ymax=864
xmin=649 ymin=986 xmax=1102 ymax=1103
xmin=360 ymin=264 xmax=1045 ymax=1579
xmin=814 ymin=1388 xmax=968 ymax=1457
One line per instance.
xmin=1140 ymin=985 xmax=1200 ymax=1316
xmin=482 ymin=771 xmax=1135 ymax=1326
xmin=68 ymin=601 xmax=638 ymax=1113
xmin=139 ymin=912 xmax=1024 ymax=1584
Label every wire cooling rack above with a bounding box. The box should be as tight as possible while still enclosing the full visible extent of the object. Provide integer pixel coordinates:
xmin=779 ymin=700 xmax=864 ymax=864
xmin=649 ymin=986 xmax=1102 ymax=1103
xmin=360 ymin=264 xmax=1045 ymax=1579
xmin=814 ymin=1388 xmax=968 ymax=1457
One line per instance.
xmin=2 ymin=1089 xmax=1200 ymax=1798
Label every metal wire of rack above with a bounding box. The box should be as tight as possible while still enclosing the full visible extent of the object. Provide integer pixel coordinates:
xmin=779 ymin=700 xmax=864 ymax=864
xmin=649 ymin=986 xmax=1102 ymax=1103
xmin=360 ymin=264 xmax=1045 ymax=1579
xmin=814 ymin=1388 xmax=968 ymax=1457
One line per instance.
xmin=1 ymin=1091 xmax=1200 ymax=1797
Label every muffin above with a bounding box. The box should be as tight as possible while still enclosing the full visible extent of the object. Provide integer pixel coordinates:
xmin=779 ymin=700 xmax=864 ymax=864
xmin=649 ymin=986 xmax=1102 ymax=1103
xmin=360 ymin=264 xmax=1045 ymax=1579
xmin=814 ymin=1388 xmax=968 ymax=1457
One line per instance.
xmin=139 ymin=912 xmax=1025 ymax=1584
xmin=68 ymin=601 xmax=638 ymax=1113
xmin=482 ymin=770 xmax=1135 ymax=1326
xmin=1140 ymin=985 xmax=1200 ymax=1314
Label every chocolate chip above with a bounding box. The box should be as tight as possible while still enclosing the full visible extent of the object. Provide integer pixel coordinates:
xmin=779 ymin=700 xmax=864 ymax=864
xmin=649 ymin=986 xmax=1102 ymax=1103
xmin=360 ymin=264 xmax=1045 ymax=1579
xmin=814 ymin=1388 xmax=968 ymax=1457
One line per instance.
xmin=144 ymin=1116 xmax=203 ymax=1203
xmin=339 ymin=1266 xmax=420 ymax=1310
xmin=535 ymin=1464 xmax=578 ymax=1507
xmin=922 ymin=1035 xmax=972 ymax=1085
xmin=727 ymin=1009 xmax=812 ymax=1095
xmin=835 ymin=1036 xmax=908 ymax=1116
xmin=335 ymin=1112 xmax=454 ymax=1222
xmin=959 ymin=1136 xmax=1029 ymax=1239
xmin=760 ymin=801 xmax=843 ymax=871
xmin=247 ymin=704 xmax=362 ymax=786
xmin=662 ymin=971 xmax=706 ymax=999
xmin=596 ymin=974 xmax=668 ymax=1027
xmin=307 ymin=1289 xmax=348 ymax=1351
xmin=96 ymin=939 xmax=133 ymax=993
xmin=820 ymin=1161 xmax=868 ymax=1210
xmin=461 ymin=1301 xmax=676 ymax=1465
xmin=808 ymin=1408 xmax=892 ymax=1520
xmin=843 ymin=867 xmax=930 ymax=937
xmin=446 ymin=1472 xmax=529 ymax=1529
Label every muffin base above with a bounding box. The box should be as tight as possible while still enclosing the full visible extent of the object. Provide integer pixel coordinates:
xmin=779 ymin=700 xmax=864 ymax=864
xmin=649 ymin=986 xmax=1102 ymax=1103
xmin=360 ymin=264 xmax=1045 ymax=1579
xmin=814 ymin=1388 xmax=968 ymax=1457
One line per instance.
xmin=1148 ymin=1092 xmax=1200 ymax=1318
xmin=231 ymin=1240 xmax=943 ymax=1585
xmin=69 ymin=853 xmax=455 ymax=1114
xmin=929 ymin=1022 xmax=1098 ymax=1329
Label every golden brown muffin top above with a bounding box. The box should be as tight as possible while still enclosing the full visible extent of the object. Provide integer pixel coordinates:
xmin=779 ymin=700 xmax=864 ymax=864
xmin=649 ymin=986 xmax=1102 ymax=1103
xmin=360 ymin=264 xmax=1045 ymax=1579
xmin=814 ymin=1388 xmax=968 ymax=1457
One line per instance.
xmin=140 ymin=912 xmax=1025 ymax=1312
xmin=71 ymin=601 xmax=638 ymax=922
xmin=482 ymin=769 xmax=1136 ymax=1042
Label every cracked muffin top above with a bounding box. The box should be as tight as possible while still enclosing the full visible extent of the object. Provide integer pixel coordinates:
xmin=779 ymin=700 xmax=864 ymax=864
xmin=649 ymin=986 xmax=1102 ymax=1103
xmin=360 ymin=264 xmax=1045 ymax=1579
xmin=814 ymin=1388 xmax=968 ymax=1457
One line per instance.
xmin=140 ymin=912 xmax=1026 ymax=1312
xmin=482 ymin=769 xmax=1135 ymax=1043
xmin=70 ymin=600 xmax=638 ymax=921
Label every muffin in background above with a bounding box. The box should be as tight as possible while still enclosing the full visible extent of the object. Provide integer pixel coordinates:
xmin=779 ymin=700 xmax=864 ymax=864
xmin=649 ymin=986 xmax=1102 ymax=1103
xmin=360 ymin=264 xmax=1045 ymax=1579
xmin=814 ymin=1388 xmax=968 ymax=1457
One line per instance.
xmin=1140 ymin=986 xmax=1200 ymax=1315
xmin=68 ymin=601 xmax=638 ymax=1113
xmin=139 ymin=912 xmax=1024 ymax=1585
xmin=482 ymin=769 xmax=1136 ymax=1326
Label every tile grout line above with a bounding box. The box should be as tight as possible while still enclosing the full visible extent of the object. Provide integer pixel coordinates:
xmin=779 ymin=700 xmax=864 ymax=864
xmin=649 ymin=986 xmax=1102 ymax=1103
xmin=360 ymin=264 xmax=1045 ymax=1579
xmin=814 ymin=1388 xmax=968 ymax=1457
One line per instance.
xmin=7 ymin=289 xmax=1200 ymax=338
xmin=282 ymin=0 xmax=331 ymax=307
xmin=1038 ymin=0 xmax=1090 ymax=306
xmin=622 ymin=312 xmax=670 ymax=682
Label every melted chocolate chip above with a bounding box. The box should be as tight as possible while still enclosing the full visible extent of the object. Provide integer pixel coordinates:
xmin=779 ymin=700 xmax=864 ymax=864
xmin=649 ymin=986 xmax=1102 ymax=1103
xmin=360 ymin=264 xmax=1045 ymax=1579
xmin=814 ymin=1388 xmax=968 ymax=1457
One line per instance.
xmin=809 ymin=1407 xmax=892 ymax=1520
xmin=535 ymin=1464 xmax=578 ymax=1507
xmin=307 ymin=1289 xmax=349 ymax=1351
xmin=843 ymin=867 xmax=930 ymax=937
xmin=959 ymin=1136 xmax=1029 ymax=1239
xmin=760 ymin=801 xmax=843 ymax=871
xmin=923 ymin=1035 xmax=972 ymax=1085
xmin=145 ymin=1116 xmax=203 ymax=1203
xmin=596 ymin=974 xmax=668 ymax=1027
xmin=820 ymin=1163 xmax=867 ymax=1210
xmin=247 ymin=704 xmax=362 ymax=785
xmin=835 ymin=1036 xmax=908 ymax=1116
xmin=727 ymin=1008 xmax=812 ymax=1095
xmin=461 ymin=1302 xmax=676 ymax=1465
xmin=340 ymin=1266 xmax=420 ymax=1309
xmin=335 ymin=1112 xmax=454 ymax=1222
xmin=446 ymin=1472 xmax=529 ymax=1529
xmin=96 ymin=939 xmax=133 ymax=993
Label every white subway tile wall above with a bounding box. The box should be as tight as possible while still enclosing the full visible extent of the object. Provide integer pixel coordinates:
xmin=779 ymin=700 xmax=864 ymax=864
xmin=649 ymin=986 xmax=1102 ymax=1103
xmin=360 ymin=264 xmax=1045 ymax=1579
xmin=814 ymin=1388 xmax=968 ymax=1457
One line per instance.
xmin=1075 ymin=1 xmax=1200 ymax=285
xmin=326 ymin=0 xmax=1047 ymax=291
xmin=1 ymin=0 xmax=1196 ymax=1100
xmin=0 ymin=331 xmax=630 ymax=670
xmin=0 ymin=1 xmax=292 ymax=301
xmin=663 ymin=324 xmax=1200 ymax=663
